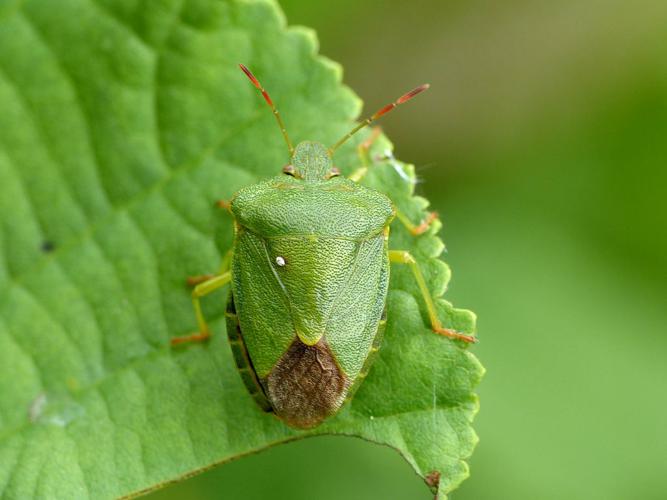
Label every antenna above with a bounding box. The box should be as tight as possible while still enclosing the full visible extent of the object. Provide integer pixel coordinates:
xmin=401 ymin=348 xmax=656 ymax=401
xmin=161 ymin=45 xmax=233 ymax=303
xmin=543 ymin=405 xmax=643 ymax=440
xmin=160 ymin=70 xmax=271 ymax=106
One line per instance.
xmin=239 ymin=64 xmax=295 ymax=156
xmin=329 ymin=83 xmax=430 ymax=154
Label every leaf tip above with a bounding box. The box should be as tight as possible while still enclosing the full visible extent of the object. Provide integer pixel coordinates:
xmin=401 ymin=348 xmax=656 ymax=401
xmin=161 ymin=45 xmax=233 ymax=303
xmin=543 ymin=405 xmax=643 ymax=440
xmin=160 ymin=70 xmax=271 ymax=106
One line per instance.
xmin=426 ymin=470 xmax=442 ymax=498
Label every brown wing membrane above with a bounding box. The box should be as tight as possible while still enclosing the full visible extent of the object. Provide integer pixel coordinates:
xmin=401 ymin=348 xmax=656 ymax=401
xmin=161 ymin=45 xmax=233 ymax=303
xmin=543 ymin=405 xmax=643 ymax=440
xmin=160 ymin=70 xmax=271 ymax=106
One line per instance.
xmin=265 ymin=337 xmax=350 ymax=429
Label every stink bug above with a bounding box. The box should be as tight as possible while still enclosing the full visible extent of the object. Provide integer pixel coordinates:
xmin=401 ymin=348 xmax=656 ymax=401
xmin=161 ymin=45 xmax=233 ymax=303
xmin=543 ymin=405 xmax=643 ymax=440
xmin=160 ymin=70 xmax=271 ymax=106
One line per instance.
xmin=171 ymin=64 xmax=477 ymax=429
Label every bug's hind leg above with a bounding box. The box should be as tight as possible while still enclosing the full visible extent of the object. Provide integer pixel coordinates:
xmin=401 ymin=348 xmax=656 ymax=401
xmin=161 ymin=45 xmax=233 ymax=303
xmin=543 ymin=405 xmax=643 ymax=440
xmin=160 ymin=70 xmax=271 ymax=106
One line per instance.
xmin=171 ymin=271 xmax=232 ymax=345
xmin=389 ymin=250 xmax=477 ymax=343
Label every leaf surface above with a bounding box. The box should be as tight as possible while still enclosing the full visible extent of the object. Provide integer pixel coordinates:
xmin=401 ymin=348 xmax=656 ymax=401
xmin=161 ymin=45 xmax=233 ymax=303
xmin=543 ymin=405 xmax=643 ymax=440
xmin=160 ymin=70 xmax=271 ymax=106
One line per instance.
xmin=0 ymin=0 xmax=483 ymax=498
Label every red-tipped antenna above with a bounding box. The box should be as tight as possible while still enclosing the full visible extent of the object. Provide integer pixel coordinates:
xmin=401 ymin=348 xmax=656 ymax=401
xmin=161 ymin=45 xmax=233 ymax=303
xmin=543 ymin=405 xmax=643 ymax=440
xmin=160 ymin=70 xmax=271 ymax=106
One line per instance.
xmin=329 ymin=83 xmax=430 ymax=154
xmin=239 ymin=64 xmax=295 ymax=156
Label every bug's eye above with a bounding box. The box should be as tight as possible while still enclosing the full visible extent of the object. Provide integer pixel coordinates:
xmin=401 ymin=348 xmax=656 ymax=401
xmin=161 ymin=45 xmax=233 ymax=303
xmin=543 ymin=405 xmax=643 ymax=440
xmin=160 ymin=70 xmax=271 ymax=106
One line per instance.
xmin=275 ymin=256 xmax=286 ymax=267
xmin=283 ymin=164 xmax=296 ymax=177
xmin=325 ymin=167 xmax=341 ymax=180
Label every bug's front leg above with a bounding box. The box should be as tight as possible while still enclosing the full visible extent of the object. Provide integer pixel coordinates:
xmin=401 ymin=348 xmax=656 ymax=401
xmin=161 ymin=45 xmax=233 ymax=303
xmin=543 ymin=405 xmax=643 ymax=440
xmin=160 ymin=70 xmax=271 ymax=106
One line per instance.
xmin=347 ymin=131 xmax=438 ymax=236
xmin=216 ymin=199 xmax=232 ymax=212
xmin=171 ymin=271 xmax=232 ymax=345
xmin=388 ymin=250 xmax=477 ymax=343
xmin=348 ymin=127 xmax=383 ymax=182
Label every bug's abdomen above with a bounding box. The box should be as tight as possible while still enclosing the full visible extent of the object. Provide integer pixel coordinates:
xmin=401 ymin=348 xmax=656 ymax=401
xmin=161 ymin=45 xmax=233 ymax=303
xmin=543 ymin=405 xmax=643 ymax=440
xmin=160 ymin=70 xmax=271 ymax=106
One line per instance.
xmin=225 ymin=293 xmax=272 ymax=412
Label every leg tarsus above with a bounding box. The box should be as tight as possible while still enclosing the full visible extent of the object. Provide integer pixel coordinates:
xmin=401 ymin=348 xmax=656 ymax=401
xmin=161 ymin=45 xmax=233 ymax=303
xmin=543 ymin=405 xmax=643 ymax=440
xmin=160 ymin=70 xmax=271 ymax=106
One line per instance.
xmin=396 ymin=210 xmax=439 ymax=236
xmin=216 ymin=199 xmax=232 ymax=212
xmin=349 ymin=127 xmax=383 ymax=183
xmin=413 ymin=211 xmax=439 ymax=235
xmin=433 ymin=326 xmax=478 ymax=343
xmin=170 ymin=332 xmax=211 ymax=346
xmin=171 ymin=271 xmax=232 ymax=347
xmin=359 ymin=126 xmax=382 ymax=153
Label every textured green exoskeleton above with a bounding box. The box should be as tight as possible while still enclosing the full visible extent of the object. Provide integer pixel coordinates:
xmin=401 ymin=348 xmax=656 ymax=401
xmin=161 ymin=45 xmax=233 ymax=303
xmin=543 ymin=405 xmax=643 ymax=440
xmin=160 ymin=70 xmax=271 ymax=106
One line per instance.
xmin=171 ymin=65 xmax=476 ymax=429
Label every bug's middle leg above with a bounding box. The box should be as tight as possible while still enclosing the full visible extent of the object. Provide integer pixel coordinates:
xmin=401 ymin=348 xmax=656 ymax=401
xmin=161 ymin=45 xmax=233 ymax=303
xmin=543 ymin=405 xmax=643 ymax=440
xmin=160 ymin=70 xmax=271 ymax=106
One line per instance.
xmin=171 ymin=271 xmax=232 ymax=345
xmin=389 ymin=250 xmax=477 ymax=343
xmin=186 ymin=249 xmax=233 ymax=286
xmin=185 ymin=198 xmax=233 ymax=280
xmin=186 ymin=204 xmax=233 ymax=285
xmin=395 ymin=209 xmax=439 ymax=236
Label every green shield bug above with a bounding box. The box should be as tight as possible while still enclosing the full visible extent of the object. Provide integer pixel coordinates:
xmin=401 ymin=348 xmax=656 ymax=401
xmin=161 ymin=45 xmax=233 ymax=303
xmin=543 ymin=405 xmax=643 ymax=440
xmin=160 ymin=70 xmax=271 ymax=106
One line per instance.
xmin=171 ymin=64 xmax=477 ymax=429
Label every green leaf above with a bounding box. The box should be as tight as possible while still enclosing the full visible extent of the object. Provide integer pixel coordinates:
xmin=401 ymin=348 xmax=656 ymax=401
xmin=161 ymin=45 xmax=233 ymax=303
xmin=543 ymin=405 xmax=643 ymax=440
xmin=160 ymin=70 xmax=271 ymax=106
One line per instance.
xmin=0 ymin=0 xmax=483 ymax=498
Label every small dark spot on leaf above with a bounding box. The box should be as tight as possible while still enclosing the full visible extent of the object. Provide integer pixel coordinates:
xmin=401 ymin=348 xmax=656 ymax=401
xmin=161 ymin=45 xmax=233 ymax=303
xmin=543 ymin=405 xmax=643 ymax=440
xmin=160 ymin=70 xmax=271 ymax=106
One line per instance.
xmin=41 ymin=240 xmax=56 ymax=253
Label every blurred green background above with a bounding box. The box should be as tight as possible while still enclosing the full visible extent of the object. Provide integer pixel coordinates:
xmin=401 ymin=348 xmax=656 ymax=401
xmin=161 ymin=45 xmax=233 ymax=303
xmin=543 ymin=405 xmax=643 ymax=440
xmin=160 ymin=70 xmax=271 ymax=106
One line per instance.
xmin=151 ymin=0 xmax=667 ymax=498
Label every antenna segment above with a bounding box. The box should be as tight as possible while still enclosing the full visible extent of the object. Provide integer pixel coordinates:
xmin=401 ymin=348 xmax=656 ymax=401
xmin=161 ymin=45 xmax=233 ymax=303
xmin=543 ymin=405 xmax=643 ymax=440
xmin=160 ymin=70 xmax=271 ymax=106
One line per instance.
xmin=329 ymin=84 xmax=430 ymax=154
xmin=239 ymin=64 xmax=295 ymax=156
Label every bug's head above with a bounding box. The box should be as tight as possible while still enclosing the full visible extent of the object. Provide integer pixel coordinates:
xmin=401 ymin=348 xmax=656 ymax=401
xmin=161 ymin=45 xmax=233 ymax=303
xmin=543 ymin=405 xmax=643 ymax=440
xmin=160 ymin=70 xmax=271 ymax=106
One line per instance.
xmin=239 ymin=63 xmax=428 ymax=181
xmin=284 ymin=141 xmax=337 ymax=182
